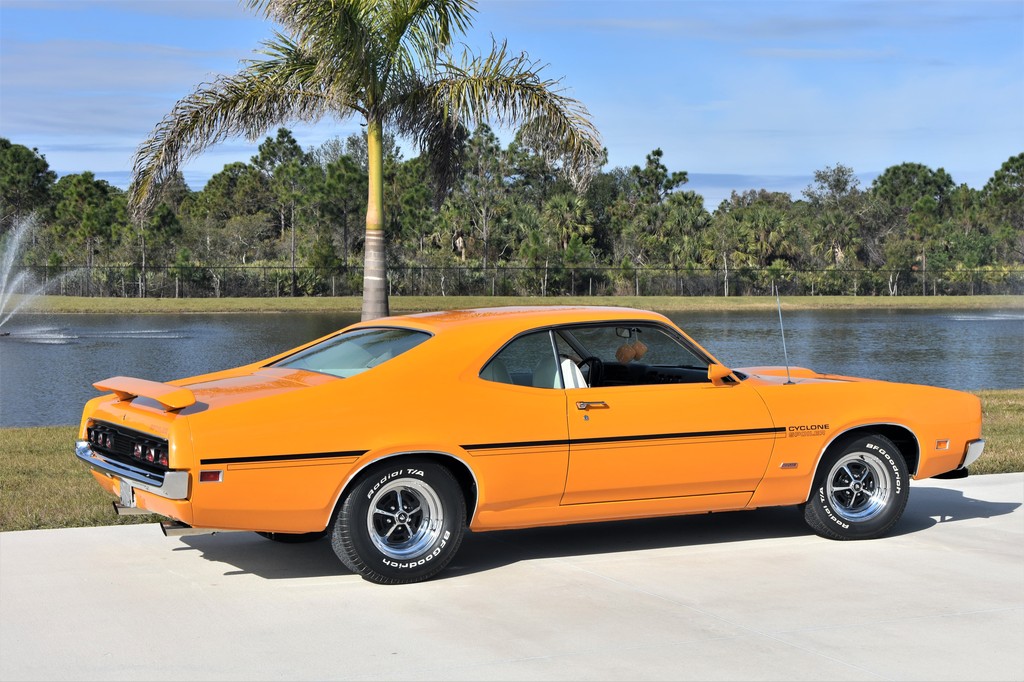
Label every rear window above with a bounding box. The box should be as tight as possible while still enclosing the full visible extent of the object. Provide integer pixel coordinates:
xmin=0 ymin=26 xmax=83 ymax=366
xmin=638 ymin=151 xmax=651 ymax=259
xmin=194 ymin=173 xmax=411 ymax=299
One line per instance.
xmin=271 ymin=327 xmax=429 ymax=378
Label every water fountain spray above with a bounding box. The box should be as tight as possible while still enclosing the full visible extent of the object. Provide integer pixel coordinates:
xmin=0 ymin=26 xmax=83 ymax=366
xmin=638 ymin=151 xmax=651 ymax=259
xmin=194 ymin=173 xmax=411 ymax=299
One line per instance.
xmin=1 ymin=216 xmax=53 ymax=333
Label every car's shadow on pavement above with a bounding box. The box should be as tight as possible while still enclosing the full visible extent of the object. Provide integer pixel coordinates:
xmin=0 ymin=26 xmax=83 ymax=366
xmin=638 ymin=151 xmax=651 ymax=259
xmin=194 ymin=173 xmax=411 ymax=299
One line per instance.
xmin=173 ymin=532 xmax=344 ymax=579
xmin=174 ymin=485 xmax=1018 ymax=581
xmin=445 ymin=507 xmax=810 ymax=579
xmin=888 ymin=484 xmax=1020 ymax=535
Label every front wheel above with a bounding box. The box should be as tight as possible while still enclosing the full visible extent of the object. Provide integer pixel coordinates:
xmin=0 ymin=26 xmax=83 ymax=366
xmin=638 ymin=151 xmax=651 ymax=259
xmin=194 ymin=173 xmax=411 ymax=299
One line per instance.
xmin=803 ymin=434 xmax=909 ymax=540
xmin=332 ymin=459 xmax=466 ymax=584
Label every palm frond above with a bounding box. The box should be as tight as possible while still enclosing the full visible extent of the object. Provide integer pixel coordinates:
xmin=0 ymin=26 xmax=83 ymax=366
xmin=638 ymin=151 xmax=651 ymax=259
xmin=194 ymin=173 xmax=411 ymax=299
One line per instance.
xmin=380 ymin=66 xmax=476 ymax=209
xmin=247 ymin=0 xmax=377 ymax=95
xmin=422 ymin=39 xmax=603 ymax=190
xmin=245 ymin=0 xmax=366 ymax=41
xmin=129 ymin=39 xmax=339 ymax=216
xmin=386 ymin=0 xmax=476 ymax=67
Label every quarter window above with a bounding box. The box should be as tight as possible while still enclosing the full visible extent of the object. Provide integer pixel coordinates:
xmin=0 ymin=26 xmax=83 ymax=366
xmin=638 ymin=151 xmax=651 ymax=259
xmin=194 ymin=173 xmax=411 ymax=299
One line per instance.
xmin=480 ymin=330 xmax=559 ymax=388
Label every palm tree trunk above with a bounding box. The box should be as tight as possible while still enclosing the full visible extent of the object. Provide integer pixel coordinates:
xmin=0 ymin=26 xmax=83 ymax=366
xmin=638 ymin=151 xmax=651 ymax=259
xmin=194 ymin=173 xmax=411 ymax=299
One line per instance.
xmin=290 ymin=202 xmax=297 ymax=297
xmin=140 ymin=227 xmax=147 ymax=298
xmin=361 ymin=118 xmax=389 ymax=320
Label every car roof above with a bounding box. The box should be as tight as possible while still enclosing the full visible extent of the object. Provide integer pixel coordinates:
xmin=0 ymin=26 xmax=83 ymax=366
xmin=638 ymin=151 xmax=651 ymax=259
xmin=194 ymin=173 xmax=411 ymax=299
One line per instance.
xmin=350 ymin=306 xmax=670 ymax=336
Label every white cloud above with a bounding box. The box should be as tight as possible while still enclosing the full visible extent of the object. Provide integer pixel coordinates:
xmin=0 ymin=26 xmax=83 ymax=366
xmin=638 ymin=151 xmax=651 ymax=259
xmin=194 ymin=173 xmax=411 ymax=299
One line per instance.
xmin=2 ymin=0 xmax=1020 ymax=200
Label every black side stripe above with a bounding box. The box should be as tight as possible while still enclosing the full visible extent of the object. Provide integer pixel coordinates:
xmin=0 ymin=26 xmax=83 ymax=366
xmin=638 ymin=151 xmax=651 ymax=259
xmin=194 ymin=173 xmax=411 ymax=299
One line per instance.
xmin=200 ymin=450 xmax=367 ymax=465
xmin=463 ymin=438 xmax=570 ymax=451
xmin=462 ymin=426 xmax=784 ymax=452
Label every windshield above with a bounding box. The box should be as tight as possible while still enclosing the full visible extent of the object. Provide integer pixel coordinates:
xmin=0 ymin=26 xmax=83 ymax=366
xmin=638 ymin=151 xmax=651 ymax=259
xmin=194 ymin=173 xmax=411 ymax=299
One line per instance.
xmin=271 ymin=327 xmax=430 ymax=378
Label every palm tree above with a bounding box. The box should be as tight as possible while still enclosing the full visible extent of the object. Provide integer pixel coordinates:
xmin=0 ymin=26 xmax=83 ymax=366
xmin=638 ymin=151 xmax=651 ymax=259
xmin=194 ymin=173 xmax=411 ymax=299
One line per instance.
xmin=130 ymin=0 xmax=601 ymax=320
xmin=541 ymin=192 xmax=592 ymax=252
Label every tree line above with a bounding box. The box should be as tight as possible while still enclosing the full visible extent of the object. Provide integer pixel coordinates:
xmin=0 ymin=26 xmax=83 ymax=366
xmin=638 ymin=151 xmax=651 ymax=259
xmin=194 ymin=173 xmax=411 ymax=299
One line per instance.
xmin=1 ymin=132 xmax=1022 ymax=297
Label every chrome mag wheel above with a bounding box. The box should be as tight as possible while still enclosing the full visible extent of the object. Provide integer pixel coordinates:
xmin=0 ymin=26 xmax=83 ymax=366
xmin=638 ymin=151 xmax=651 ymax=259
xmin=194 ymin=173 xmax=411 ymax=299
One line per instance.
xmin=803 ymin=434 xmax=909 ymax=541
xmin=825 ymin=452 xmax=892 ymax=522
xmin=366 ymin=477 xmax=445 ymax=561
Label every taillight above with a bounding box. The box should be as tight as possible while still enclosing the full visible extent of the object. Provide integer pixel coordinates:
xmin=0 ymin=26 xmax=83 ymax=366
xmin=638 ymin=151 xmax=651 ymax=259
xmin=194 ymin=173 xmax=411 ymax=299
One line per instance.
xmin=88 ymin=423 xmax=169 ymax=469
xmin=129 ymin=440 xmax=168 ymax=468
xmin=87 ymin=428 xmax=114 ymax=450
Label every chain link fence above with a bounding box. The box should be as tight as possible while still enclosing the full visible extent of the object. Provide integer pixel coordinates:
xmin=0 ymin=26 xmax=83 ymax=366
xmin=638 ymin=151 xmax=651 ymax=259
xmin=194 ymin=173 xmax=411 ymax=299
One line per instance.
xmin=6 ymin=264 xmax=1024 ymax=299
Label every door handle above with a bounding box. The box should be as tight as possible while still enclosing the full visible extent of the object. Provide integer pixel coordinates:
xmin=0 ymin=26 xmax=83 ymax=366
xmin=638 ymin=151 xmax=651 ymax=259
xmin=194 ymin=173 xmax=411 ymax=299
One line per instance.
xmin=576 ymin=401 xmax=608 ymax=411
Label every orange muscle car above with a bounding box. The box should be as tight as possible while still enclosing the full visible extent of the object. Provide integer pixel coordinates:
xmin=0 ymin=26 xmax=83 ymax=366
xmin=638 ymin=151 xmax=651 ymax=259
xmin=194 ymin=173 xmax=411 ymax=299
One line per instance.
xmin=76 ymin=306 xmax=985 ymax=584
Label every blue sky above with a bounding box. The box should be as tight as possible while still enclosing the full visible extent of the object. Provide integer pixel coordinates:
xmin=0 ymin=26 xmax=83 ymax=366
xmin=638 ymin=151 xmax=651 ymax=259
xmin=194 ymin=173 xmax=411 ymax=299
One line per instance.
xmin=1 ymin=0 xmax=1021 ymax=210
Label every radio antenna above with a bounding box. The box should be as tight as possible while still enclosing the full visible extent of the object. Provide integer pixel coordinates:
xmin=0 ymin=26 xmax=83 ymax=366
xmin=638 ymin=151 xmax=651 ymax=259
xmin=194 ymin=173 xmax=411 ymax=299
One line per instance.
xmin=775 ymin=283 xmax=794 ymax=385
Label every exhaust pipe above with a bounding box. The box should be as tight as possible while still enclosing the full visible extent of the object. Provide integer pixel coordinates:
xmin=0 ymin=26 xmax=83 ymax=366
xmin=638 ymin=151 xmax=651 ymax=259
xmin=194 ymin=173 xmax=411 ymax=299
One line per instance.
xmin=110 ymin=502 xmax=240 ymax=537
xmin=160 ymin=520 xmax=209 ymax=537
xmin=160 ymin=520 xmax=239 ymax=538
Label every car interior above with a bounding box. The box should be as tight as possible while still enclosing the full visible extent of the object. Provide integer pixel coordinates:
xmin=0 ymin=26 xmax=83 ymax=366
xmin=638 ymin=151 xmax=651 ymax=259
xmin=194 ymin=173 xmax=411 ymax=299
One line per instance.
xmin=480 ymin=323 xmax=716 ymax=389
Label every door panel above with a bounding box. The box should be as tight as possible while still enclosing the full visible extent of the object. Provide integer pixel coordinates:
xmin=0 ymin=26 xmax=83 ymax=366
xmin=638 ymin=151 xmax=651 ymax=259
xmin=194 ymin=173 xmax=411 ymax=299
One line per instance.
xmin=562 ymin=383 xmax=778 ymax=504
xmin=467 ymin=330 xmax=572 ymax=517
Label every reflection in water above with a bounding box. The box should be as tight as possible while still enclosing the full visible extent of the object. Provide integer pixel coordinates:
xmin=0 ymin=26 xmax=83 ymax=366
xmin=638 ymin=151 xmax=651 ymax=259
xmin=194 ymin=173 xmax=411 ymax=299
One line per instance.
xmin=0 ymin=312 xmax=357 ymax=427
xmin=1 ymin=325 xmax=191 ymax=344
xmin=670 ymin=309 xmax=1024 ymax=391
xmin=0 ymin=308 xmax=1020 ymax=427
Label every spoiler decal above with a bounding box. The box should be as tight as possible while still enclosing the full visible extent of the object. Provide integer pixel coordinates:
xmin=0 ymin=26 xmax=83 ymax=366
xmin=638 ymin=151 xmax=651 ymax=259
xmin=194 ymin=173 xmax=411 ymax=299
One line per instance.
xmin=93 ymin=376 xmax=196 ymax=411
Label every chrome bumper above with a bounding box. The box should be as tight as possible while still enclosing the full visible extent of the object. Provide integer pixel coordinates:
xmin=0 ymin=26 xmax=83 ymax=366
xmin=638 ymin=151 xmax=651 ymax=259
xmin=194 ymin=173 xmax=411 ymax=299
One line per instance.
xmin=962 ymin=439 xmax=985 ymax=469
xmin=75 ymin=440 xmax=190 ymax=500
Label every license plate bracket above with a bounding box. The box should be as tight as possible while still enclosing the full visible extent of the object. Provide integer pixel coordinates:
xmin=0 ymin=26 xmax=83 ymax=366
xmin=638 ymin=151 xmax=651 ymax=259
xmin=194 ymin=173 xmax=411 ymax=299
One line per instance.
xmin=119 ymin=480 xmax=136 ymax=508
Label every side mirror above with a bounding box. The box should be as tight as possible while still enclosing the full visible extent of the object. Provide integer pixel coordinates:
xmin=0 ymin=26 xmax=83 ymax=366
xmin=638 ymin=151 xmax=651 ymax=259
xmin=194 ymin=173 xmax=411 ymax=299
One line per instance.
xmin=707 ymin=363 xmax=735 ymax=386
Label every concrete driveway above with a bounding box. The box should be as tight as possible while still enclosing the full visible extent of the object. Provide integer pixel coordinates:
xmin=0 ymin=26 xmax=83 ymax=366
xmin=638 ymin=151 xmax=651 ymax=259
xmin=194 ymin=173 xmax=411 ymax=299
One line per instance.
xmin=2 ymin=472 xmax=1022 ymax=681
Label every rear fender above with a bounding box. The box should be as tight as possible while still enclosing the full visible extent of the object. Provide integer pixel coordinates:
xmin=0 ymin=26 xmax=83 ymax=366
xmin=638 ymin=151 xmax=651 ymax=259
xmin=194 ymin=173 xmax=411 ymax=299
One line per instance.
xmin=327 ymin=449 xmax=479 ymax=528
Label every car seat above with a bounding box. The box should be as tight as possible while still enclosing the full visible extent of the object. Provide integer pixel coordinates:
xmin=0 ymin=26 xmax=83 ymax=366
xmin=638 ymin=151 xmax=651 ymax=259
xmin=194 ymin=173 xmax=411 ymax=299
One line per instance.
xmin=531 ymin=354 xmax=587 ymax=389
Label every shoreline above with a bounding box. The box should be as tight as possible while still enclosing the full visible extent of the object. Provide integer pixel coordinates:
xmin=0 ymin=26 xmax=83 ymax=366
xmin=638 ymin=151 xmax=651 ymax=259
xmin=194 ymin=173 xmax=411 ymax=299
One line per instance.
xmin=9 ymin=294 xmax=1024 ymax=315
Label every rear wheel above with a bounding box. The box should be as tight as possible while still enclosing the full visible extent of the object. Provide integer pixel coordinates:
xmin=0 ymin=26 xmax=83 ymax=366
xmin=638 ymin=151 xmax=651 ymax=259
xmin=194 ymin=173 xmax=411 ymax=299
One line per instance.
xmin=803 ymin=434 xmax=909 ymax=540
xmin=332 ymin=459 xmax=466 ymax=584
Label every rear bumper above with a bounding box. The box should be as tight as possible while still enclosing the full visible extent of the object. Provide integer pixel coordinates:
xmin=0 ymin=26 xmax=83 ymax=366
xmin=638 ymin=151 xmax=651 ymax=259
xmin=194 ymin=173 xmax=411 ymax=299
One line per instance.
xmin=962 ymin=439 xmax=985 ymax=469
xmin=934 ymin=438 xmax=986 ymax=480
xmin=75 ymin=440 xmax=190 ymax=500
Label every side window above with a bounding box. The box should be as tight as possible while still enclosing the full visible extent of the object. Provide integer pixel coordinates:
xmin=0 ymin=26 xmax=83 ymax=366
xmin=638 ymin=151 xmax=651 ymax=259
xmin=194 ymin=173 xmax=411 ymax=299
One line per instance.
xmin=480 ymin=322 xmax=713 ymax=389
xmin=480 ymin=330 xmax=562 ymax=388
xmin=609 ymin=325 xmax=708 ymax=369
xmin=557 ymin=323 xmax=711 ymax=387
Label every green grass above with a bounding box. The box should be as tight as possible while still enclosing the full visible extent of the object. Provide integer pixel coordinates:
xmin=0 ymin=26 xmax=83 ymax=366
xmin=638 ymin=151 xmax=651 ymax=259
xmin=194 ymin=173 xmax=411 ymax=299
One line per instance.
xmin=14 ymin=293 xmax=1024 ymax=315
xmin=0 ymin=425 xmax=160 ymax=531
xmin=2 ymin=389 xmax=1020 ymax=532
xmin=971 ymin=389 xmax=1024 ymax=475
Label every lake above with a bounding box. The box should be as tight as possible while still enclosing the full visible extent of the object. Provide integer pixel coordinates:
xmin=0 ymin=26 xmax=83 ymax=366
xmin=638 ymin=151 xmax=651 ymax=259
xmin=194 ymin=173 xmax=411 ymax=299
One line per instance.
xmin=1 ymin=308 xmax=1021 ymax=427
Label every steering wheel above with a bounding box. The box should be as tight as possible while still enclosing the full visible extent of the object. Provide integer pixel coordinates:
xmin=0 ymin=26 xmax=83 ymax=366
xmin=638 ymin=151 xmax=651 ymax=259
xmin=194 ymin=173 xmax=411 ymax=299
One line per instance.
xmin=577 ymin=356 xmax=604 ymax=387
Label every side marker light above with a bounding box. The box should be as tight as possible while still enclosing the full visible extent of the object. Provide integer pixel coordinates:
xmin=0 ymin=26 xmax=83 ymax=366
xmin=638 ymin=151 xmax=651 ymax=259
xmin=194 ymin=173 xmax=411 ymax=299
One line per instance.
xmin=199 ymin=470 xmax=223 ymax=483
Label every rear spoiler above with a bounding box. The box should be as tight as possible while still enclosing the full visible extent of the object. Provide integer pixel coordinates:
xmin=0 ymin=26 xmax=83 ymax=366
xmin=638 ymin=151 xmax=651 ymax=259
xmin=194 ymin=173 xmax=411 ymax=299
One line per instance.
xmin=93 ymin=376 xmax=196 ymax=411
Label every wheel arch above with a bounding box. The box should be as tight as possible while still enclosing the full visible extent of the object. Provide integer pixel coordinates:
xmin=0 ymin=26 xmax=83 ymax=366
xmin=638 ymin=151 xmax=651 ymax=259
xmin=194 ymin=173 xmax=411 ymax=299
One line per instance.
xmin=327 ymin=450 xmax=479 ymax=529
xmin=810 ymin=423 xmax=920 ymax=493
